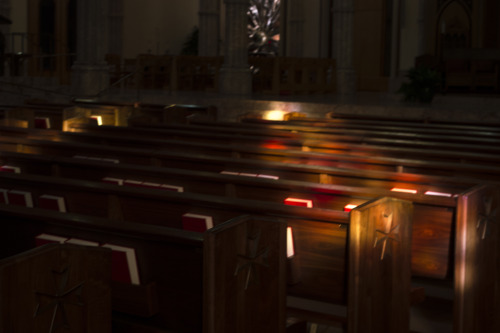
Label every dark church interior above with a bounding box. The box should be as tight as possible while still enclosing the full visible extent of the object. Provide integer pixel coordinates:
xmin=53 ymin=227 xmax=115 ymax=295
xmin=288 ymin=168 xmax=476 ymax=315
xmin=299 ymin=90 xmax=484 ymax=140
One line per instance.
xmin=0 ymin=0 xmax=499 ymax=332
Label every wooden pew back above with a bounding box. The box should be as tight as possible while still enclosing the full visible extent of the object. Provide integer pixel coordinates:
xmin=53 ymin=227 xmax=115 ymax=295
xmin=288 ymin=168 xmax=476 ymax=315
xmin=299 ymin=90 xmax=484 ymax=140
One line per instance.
xmin=0 ymin=205 xmax=287 ymax=333
xmin=0 ymin=243 xmax=111 ymax=332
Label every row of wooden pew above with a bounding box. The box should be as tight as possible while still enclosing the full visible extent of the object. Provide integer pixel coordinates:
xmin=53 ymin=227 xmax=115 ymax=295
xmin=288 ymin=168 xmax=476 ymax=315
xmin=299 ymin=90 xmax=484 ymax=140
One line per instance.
xmin=0 ymin=102 xmax=498 ymax=333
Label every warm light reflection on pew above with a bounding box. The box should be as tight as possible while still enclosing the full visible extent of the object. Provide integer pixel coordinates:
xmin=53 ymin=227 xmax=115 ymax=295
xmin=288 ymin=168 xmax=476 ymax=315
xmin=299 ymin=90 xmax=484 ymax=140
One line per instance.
xmin=391 ymin=187 xmax=418 ymax=194
xmin=287 ymin=226 xmax=295 ymax=258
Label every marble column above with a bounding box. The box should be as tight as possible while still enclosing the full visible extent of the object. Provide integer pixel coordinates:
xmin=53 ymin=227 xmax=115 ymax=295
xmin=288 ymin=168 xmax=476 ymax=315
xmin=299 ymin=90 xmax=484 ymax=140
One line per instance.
xmin=71 ymin=0 xmax=109 ymax=98
xmin=287 ymin=0 xmax=305 ymax=57
xmin=198 ymin=0 xmax=220 ymax=56
xmin=219 ymin=0 xmax=251 ymax=96
xmin=333 ymin=0 xmax=356 ymax=100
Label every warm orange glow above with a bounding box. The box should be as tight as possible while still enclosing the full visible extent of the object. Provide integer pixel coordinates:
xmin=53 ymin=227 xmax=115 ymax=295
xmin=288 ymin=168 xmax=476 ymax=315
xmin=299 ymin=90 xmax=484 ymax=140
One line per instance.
xmin=284 ymin=197 xmax=313 ymax=208
xmin=263 ymin=110 xmax=288 ymax=121
xmin=262 ymin=143 xmax=288 ymax=150
xmin=391 ymin=187 xmax=418 ymax=194
xmin=344 ymin=204 xmax=358 ymax=212
xmin=91 ymin=115 xmax=103 ymax=126
xmin=424 ymin=191 xmax=452 ymax=197
xmin=287 ymin=227 xmax=295 ymax=258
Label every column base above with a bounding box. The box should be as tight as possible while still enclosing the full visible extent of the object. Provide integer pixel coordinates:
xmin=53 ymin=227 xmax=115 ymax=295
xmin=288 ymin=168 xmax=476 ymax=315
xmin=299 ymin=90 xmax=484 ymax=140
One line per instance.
xmin=71 ymin=62 xmax=110 ymax=98
xmin=219 ymin=66 xmax=252 ymax=96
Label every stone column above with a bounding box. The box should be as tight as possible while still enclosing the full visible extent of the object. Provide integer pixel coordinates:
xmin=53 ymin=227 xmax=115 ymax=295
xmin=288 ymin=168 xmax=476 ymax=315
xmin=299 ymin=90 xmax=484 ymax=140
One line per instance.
xmin=389 ymin=0 xmax=401 ymax=78
xmin=198 ymin=0 xmax=220 ymax=56
xmin=108 ymin=0 xmax=124 ymax=55
xmin=71 ymin=0 xmax=109 ymax=98
xmin=287 ymin=0 xmax=305 ymax=57
xmin=417 ymin=0 xmax=429 ymax=56
xmin=333 ymin=0 xmax=356 ymax=100
xmin=219 ymin=0 xmax=251 ymax=96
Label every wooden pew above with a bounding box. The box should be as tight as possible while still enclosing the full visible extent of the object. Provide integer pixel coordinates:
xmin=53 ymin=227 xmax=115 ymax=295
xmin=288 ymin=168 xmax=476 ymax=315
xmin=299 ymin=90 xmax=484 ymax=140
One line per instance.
xmin=0 ymin=115 xmax=496 ymax=330
xmin=0 ymin=149 xmax=458 ymax=280
xmin=0 ymin=204 xmax=287 ymax=333
xmin=190 ymin=117 xmax=500 ymax=146
xmin=2 ymin=125 xmax=500 ymax=182
xmin=0 ymin=243 xmax=111 ymax=332
xmin=66 ymin=122 xmax=500 ymax=164
xmin=60 ymin=123 xmax=500 ymax=177
xmin=0 ymin=102 xmax=70 ymax=130
xmin=454 ymin=185 xmax=500 ymax=333
xmin=242 ymin=114 xmax=500 ymax=136
xmin=0 ymin=132 xmax=494 ymax=189
xmin=0 ymin=185 xmax=418 ymax=332
xmin=0 ymin=148 xmax=480 ymax=332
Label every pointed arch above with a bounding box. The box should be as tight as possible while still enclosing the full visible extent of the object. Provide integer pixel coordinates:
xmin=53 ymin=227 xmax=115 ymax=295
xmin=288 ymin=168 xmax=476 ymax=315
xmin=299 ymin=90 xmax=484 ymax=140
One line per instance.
xmin=436 ymin=0 xmax=472 ymax=58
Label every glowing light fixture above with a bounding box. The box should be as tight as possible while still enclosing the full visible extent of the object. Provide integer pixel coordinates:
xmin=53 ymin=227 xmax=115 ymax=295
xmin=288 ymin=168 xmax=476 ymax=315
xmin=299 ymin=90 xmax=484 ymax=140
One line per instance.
xmin=391 ymin=187 xmax=417 ymax=194
xmin=287 ymin=227 xmax=295 ymax=258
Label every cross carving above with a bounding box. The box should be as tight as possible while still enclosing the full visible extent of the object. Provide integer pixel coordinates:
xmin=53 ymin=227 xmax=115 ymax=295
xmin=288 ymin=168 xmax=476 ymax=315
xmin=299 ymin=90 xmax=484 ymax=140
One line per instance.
xmin=234 ymin=229 xmax=270 ymax=290
xmin=373 ymin=212 xmax=400 ymax=260
xmin=33 ymin=266 xmax=84 ymax=333
xmin=477 ymin=195 xmax=497 ymax=240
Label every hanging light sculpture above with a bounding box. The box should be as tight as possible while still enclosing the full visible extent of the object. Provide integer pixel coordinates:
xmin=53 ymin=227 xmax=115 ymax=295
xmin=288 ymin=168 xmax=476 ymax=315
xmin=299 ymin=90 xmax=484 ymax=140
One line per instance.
xmin=247 ymin=0 xmax=280 ymax=55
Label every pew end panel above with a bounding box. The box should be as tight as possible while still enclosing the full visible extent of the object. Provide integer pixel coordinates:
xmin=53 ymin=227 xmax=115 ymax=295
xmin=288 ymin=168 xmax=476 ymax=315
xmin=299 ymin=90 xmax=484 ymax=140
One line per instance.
xmin=348 ymin=197 xmax=414 ymax=333
xmin=286 ymin=218 xmax=348 ymax=304
xmin=0 ymin=243 xmax=112 ymax=333
xmin=455 ymin=184 xmax=500 ymax=333
xmin=204 ymin=215 xmax=287 ymax=333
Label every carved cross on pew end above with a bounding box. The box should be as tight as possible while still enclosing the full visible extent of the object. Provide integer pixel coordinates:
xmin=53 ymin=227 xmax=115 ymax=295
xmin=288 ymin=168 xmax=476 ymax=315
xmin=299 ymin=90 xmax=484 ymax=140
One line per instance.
xmin=476 ymin=195 xmax=497 ymax=240
xmin=33 ymin=266 xmax=85 ymax=333
xmin=373 ymin=212 xmax=400 ymax=261
xmin=234 ymin=228 xmax=270 ymax=290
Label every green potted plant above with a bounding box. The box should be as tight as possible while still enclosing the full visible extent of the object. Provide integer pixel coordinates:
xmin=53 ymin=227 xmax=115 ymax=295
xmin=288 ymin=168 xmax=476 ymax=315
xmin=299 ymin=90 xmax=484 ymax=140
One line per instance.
xmin=397 ymin=66 xmax=442 ymax=104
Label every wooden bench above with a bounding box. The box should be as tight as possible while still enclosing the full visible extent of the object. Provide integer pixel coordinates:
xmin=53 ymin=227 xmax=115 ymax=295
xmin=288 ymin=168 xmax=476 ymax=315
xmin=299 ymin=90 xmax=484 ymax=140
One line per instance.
xmin=0 ymin=204 xmax=287 ymax=333
xmin=190 ymin=117 xmax=500 ymax=146
xmin=0 ymin=116 xmax=496 ymax=330
xmin=0 ymin=180 xmax=418 ymax=332
xmin=0 ymin=149 xmax=459 ymax=280
xmin=3 ymin=125 xmax=500 ymax=182
xmin=0 ymin=130 xmax=495 ymax=188
xmin=61 ymin=123 xmax=500 ymax=177
xmin=0 ymin=102 xmax=70 ymax=130
xmin=0 ymin=243 xmax=111 ymax=332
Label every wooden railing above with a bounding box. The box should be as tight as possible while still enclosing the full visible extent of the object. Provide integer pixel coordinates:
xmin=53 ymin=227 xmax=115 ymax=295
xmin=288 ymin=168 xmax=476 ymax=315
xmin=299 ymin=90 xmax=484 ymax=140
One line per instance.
xmin=110 ymin=55 xmax=336 ymax=95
